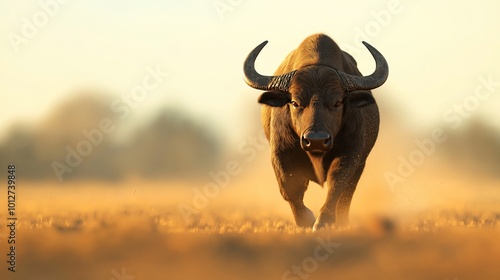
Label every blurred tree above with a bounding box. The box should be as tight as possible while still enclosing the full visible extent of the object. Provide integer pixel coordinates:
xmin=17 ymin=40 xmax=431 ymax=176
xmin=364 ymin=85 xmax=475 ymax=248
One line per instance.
xmin=0 ymin=124 xmax=44 ymax=178
xmin=0 ymin=92 xmax=122 ymax=181
xmin=0 ymin=93 xmax=221 ymax=182
xmin=441 ymin=118 xmax=500 ymax=179
xmin=125 ymin=108 xmax=221 ymax=179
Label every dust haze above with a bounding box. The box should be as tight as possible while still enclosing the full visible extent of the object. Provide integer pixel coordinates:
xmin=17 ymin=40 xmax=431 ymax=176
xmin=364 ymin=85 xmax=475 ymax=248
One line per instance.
xmin=1 ymin=92 xmax=499 ymax=280
xmin=2 ymin=1 xmax=500 ymax=279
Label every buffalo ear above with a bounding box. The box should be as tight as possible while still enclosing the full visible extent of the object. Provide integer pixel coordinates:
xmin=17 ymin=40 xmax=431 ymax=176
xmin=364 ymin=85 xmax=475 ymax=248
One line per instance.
xmin=346 ymin=91 xmax=375 ymax=107
xmin=258 ymin=91 xmax=291 ymax=107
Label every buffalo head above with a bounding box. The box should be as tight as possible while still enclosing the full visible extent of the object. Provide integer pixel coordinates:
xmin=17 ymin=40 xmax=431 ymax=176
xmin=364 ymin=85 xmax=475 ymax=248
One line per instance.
xmin=243 ymin=40 xmax=388 ymax=155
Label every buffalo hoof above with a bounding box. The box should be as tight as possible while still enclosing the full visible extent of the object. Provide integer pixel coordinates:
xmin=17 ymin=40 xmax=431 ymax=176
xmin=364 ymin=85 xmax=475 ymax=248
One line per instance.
xmin=295 ymin=208 xmax=316 ymax=228
xmin=312 ymin=221 xmax=329 ymax=231
xmin=312 ymin=212 xmax=335 ymax=231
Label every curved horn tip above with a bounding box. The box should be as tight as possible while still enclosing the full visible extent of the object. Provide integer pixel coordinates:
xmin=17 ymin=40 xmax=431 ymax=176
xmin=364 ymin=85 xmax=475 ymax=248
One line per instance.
xmin=361 ymin=41 xmax=377 ymax=51
xmin=338 ymin=41 xmax=389 ymax=91
xmin=243 ymin=40 xmax=272 ymax=90
xmin=243 ymin=40 xmax=296 ymax=92
xmin=255 ymin=40 xmax=269 ymax=52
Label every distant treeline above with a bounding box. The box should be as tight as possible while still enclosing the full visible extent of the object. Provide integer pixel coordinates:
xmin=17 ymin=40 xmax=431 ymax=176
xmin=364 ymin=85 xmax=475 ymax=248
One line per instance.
xmin=0 ymin=93 xmax=221 ymax=182
xmin=441 ymin=119 xmax=500 ymax=179
xmin=1 ymin=92 xmax=499 ymax=182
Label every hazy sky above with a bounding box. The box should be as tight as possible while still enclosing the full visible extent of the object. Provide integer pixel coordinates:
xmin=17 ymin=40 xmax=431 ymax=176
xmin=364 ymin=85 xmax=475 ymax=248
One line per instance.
xmin=1 ymin=0 xmax=499 ymax=143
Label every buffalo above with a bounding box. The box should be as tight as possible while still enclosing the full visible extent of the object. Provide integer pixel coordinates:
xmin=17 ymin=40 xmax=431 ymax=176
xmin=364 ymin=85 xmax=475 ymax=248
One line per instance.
xmin=243 ymin=33 xmax=389 ymax=231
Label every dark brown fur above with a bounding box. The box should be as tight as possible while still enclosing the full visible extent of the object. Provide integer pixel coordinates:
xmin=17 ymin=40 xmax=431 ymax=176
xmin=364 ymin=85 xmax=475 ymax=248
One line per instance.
xmin=259 ymin=34 xmax=379 ymax=230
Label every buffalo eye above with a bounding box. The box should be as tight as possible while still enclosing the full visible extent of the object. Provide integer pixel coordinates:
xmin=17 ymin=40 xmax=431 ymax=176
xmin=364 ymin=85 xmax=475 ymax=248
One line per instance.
xmin=291 ymin=100 xmax=300 ymax=108
xmin=334 ymin=99 xmax=343 ymax=107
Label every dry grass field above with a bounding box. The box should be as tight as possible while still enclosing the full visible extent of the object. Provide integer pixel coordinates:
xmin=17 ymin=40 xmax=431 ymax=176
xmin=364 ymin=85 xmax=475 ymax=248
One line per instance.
xmin=2 ymin=1 xmax=500 ymax=279
xmin=1 ymin=156 xmax=500 ymax=280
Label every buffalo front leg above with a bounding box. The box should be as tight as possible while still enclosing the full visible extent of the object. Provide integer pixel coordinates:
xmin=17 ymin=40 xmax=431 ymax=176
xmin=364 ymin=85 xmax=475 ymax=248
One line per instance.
xmin=277 ymin=175 xmax=315 ymax=228
xmin=313 ymin=163 xmax=365 ymax=231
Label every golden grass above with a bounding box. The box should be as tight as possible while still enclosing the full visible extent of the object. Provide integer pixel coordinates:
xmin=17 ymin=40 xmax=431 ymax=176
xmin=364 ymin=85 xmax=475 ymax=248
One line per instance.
xmin=1 ymin=172 xmax=499 ymax=280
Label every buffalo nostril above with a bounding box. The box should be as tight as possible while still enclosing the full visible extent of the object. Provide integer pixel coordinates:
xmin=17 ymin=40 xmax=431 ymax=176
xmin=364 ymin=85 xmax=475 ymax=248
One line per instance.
xmin=301 ymin=136 xmax=311 ymax=147
xmin=324 ymin=135 xmax=332 ymax=147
